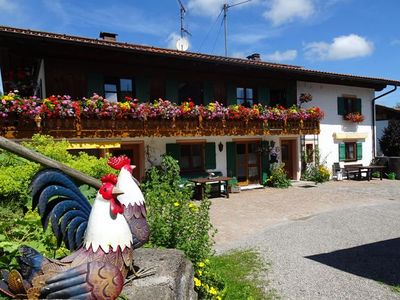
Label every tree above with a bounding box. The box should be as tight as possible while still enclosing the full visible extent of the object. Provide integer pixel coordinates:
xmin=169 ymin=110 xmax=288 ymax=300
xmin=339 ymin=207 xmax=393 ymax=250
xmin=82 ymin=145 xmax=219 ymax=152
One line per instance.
xmin=379 ymin=120 xmax=400 ymax=156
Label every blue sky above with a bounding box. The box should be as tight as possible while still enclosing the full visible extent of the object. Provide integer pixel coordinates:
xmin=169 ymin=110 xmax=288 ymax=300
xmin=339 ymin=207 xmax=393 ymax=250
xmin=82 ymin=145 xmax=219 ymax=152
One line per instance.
xmin=1 ymin=0 xmax=399 ymax=107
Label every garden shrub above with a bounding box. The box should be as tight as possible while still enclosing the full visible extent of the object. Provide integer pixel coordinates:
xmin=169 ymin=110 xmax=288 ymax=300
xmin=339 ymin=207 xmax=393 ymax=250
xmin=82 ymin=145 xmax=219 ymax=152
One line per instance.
xmin=141 ymin=155 xmax=224 ymax=299
xmin=265 ymin=163 xmax=291 ymax=188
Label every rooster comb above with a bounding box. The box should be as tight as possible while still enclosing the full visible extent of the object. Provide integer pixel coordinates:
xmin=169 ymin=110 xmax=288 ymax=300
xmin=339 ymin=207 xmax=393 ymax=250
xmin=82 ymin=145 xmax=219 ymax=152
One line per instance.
xmin=108 ymin=155 xmax=131 ymax=170
xmin=101 ymin=174 xmax=118 ymax=185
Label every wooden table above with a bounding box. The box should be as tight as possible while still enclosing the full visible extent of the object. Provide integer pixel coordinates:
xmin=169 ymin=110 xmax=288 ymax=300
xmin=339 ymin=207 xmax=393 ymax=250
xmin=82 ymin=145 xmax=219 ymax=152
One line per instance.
xmin=189 ymin=176 xmax=234 ymax=199
xmin=357 ymin=165 xmax=385 ymax=181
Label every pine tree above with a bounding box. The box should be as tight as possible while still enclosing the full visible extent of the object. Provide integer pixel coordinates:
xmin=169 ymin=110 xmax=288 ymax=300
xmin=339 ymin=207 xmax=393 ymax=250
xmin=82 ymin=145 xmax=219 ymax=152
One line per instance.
xmin=379 ymin=120 xmax=400 ymax=156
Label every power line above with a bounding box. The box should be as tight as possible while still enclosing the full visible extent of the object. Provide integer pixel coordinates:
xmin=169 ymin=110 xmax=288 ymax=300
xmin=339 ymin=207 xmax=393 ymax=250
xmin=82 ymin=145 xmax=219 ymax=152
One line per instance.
xmin=198 ymin=9 xmax=223 ymax=53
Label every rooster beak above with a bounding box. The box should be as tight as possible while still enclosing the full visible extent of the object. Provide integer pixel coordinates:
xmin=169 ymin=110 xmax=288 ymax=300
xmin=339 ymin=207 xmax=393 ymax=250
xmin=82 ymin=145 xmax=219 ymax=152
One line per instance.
xmin=112 ymin=187 xmax=124 ymax=197
xmin=131 ymin=165 xmax=136 ymax=170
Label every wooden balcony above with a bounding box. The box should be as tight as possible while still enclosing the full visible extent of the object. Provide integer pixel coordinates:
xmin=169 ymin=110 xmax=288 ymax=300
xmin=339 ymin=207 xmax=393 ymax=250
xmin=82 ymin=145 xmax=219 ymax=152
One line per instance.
xmin=0 ymin=117 xmax=320 ymax=139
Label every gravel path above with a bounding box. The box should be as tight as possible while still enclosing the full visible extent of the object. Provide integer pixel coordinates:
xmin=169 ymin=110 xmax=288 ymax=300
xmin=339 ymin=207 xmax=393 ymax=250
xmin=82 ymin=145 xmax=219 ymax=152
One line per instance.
xmin=211 ymin=180 xmax=400 ymax=299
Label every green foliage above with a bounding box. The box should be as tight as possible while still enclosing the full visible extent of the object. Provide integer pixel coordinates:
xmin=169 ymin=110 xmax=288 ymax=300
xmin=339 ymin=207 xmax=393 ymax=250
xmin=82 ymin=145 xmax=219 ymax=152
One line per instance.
xmin=142 ymin=155 xmax=216 ymax=263
xmin=266 ymin=163 xmax=291 ymax=188
xmin=301 ymin=147 xmax=330 ymax=183
xmin=379 ymin=120 xmax=400 ymax=156
xmin=371 ymin=171 xmax=380 ymax=178
xmin=0 ymin=209 xmax=69 ymax=270
xmin=0 ymin=134 xmax=115 ymax=268
xmin=209 ymin=250 xmax=278 ymax=300
xmin=141 ymin=155 xmax=222 ymax=299
xmin=387 ymin=172 xmax=396 ymax=180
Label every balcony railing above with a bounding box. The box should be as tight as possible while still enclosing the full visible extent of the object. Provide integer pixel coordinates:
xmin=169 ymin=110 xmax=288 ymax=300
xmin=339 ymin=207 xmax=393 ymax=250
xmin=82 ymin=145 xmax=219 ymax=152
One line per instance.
xmin=1 ymin=116 xmax=320 ymax=139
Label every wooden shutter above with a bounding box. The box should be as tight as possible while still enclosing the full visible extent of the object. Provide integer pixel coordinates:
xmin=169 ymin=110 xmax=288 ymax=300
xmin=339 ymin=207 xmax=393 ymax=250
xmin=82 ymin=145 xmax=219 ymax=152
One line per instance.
xmin=203 ymin=81 xmax=214 ymax=105
xmin=286 ymin=83 xmax=297 ymax=107
xmin=165 ymin=79 xmax=178 ymax=102
xmin=87 ymin=73 xmax=103 ymax=96
xmin=261 ymin=141 xmax=270 ymax=184
xmin=356 ymin=142 xmax=363 ymax=160
xmin=338 ymin=143 xmax=346 ymax=161
xmin=355 ymin=98 xmax=362 ymax=114
xmin=204 ymin=142 xmax=216 ymax=169
xmin=135 ymin=76 xmax=150 ymax=102
xmin=226 ymin=82 xmax=236 ymax=105
xmin=226 ymin=142 xmax=236 ymax=177
xmin=337 ymin=97 xmax=345 ymax=115
xmin=257 ymin=85 xmax=269 ymax=106
xmin=166 ymin=143 xmax=181 ymax=161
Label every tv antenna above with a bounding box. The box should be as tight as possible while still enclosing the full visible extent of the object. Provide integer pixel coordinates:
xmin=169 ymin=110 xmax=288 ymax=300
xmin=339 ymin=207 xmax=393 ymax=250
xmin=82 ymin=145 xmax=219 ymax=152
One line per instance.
xmin=176 ymin=0 xmax=191 ymax=51
xmin=222 ymin=0 xmax=252 ymax=56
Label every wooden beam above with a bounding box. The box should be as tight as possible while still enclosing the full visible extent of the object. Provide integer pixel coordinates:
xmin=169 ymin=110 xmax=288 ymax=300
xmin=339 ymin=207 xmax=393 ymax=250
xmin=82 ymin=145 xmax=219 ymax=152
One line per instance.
xmin=0 ymin=136 xmax=102 ymax=189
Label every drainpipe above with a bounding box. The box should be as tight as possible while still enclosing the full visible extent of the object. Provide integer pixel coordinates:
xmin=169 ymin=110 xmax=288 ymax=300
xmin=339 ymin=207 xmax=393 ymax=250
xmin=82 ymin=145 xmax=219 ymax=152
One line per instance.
xmin=372 ymin=85 xmax=397 ymax=157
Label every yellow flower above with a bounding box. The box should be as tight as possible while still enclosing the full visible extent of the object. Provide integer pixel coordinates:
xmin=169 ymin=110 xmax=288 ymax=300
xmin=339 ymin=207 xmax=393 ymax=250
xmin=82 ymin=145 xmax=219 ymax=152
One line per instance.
xmin=205 ymin=258 xmax=210 ymax=264
xmin=197 ymin=270 xmax=203 ymax=276
xmin=197 ymin=262 xmax=205 ymax=268
xmin=194 ymin=277 xmax=201 ymax=287
xmin=173 ymin=202 xmax=180 ymax=207
xmin=209 ymin=287 xmax=217 ymax=295
xmin=216 ymin=296 xmax=222 ymax=300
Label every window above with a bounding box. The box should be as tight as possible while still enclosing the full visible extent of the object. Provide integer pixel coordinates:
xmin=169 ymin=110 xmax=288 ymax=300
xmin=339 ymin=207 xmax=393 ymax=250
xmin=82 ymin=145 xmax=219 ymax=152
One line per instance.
xmin=180 ymin=143 xmax=204 ymax=172
xmin=0 ymin=65 xmax=3 ymax=96
xmin=269 ymin=89 xmax=287 ymax=107
xmin=337 ymin=97 xmax=362 ymax=115
xmin=104 ymin=78 xmax=133 ymax=102
xmin=339 ymin=142 xmax=362 ymax=161
xmin=178 ymin=81 xmax=203 ymax=105
xmin=236 ymin=87 xmax=255 ymax=107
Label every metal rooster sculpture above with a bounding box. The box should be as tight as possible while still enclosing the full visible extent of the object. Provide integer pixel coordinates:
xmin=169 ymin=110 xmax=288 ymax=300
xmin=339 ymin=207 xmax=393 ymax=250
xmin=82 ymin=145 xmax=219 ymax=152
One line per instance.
xmin=0 ymin=155 xmax=150 ymax=299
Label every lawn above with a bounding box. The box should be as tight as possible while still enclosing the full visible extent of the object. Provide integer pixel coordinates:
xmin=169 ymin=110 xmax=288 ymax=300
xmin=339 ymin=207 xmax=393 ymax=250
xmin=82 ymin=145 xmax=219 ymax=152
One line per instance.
xmin=209 ymin=249 xmax=278 ymax=299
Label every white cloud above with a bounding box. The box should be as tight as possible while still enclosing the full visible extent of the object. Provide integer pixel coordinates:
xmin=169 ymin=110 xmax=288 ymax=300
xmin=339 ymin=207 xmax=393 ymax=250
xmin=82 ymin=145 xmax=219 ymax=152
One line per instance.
xmin=304 ymin=34 xmax=374 ymax=61
xmin=265 ymin=49 xmax=297 ymax=62
xmin=263 ymin=0 xmax=315 ymax=26
xmin=187 ymin=0 xmax=260 ymax=17
xmin=390 ymin=39 xmax=400 ymax=46
xmin=0 ymin=0 xmax=16 ymax=12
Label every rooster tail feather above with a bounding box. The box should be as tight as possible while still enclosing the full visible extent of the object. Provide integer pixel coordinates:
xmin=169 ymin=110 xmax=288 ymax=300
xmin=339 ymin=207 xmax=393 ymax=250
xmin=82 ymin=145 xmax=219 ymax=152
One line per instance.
xmin=16 ymin=246 xmax=46 ymax=283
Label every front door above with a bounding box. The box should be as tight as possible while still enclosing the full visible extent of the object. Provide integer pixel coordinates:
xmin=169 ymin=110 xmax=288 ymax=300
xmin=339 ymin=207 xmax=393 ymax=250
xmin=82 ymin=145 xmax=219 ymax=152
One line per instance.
xmin=281 ymin=140 xmax=296 ymax=179
xmin=236 ymin=142 xmax=260 ymax=185
xmin=110 ymin=143 xmax=144 ymax=181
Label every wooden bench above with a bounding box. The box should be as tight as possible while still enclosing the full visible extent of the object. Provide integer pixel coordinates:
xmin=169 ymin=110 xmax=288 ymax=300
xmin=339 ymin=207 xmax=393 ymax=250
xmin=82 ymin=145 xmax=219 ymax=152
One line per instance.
xmin=343 ymin=164 xmax=365 ymax=180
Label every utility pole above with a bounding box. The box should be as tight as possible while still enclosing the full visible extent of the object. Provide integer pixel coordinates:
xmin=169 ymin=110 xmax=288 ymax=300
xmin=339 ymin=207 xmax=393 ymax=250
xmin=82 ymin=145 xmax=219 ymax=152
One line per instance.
xmin=222 ymin=0 xmax=251 ymax=56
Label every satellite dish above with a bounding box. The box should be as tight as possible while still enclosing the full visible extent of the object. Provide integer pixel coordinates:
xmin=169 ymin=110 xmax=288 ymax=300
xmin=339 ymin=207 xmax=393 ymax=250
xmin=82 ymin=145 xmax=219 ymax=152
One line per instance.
xmin=176 ymin=38 xmax=189 ymax=51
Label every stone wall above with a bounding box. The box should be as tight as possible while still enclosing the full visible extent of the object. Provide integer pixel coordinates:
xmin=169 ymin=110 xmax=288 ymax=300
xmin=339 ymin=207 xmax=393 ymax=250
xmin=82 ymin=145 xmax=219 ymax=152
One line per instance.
xmin=123 ymin=248 xmax=197 ymax=300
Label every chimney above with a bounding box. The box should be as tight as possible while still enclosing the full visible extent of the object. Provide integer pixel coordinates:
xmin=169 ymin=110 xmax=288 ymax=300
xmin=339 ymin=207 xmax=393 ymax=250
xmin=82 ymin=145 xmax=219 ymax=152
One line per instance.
xmin=99 ymin=32 xmax=118 ymax=42
xmin=246 ymin=53 xmax=261 ymax=61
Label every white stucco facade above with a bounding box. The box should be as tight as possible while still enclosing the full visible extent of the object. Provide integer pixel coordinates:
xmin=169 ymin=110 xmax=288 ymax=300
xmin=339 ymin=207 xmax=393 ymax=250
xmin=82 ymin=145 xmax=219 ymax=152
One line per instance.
xmin=298 ymin=81 xmax=375 ymax=170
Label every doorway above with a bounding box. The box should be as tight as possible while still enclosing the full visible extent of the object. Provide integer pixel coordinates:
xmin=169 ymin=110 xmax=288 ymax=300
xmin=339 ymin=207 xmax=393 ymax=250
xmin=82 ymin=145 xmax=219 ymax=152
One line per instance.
xmin=280 ymin=139 xmax=297 ymax=179
xmin=109 ymin=143 xmax=144 ymax=181
xmin=236 ymin=141 xmax=260 ymax=185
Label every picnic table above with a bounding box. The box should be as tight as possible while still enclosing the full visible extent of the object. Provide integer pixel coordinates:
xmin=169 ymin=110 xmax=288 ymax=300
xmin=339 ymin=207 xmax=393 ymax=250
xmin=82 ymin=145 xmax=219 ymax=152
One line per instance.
xmin=344 ymin=165 xmax=385 ymax=181
xmin=189 ymin=176 xmax=234 ymax=199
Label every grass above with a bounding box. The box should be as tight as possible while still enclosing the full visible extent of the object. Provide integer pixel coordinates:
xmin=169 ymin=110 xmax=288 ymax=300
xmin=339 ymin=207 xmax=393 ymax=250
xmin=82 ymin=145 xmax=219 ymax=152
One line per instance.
xmin=209 ymin=249 xmax=278 ymax=300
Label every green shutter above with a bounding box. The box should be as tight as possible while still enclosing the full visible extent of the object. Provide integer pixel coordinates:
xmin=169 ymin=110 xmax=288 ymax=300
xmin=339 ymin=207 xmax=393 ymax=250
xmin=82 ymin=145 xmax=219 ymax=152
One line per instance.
xmin=261 ymin=141 xmax=270 ymax=184
xmin=226 ymin=82 xmax=236 ymax=105
xmin=166 ymin=143 xmax=180 ymax=161
xmin=337 ymin=97 xmax=345 ymax=115
xmin=286 ymin=83 xmax=297 ymax=107
xmin=226 ymin=142 xmax=236 ymax=177
xmin=165 ymin=79 xmax=178 ymax=103
xmin=135 ymin=76 xmax=150 ymax=102
xmin=339 ymin=143 xmax=346 ymax=161
xmin=204 ymin=143 xmax=216 ymax=169
xmin=203 ymin=81 xmax=214 ymax=105
xmin=257 ymin=85 xmax=269 ymax=106
xmin=87 ymin=73 xmax=103 ymax=96
xmin=356 ymin=142 xmax=362 ymax=160
xmin=355 ymin=98 xmax=362 ymax=114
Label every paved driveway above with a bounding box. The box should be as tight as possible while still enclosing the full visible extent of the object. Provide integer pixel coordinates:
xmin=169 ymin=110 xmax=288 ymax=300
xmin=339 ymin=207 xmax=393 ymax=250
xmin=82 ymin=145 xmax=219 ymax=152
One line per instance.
xmin=210 ymin=180 xmax=400 ymax=299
